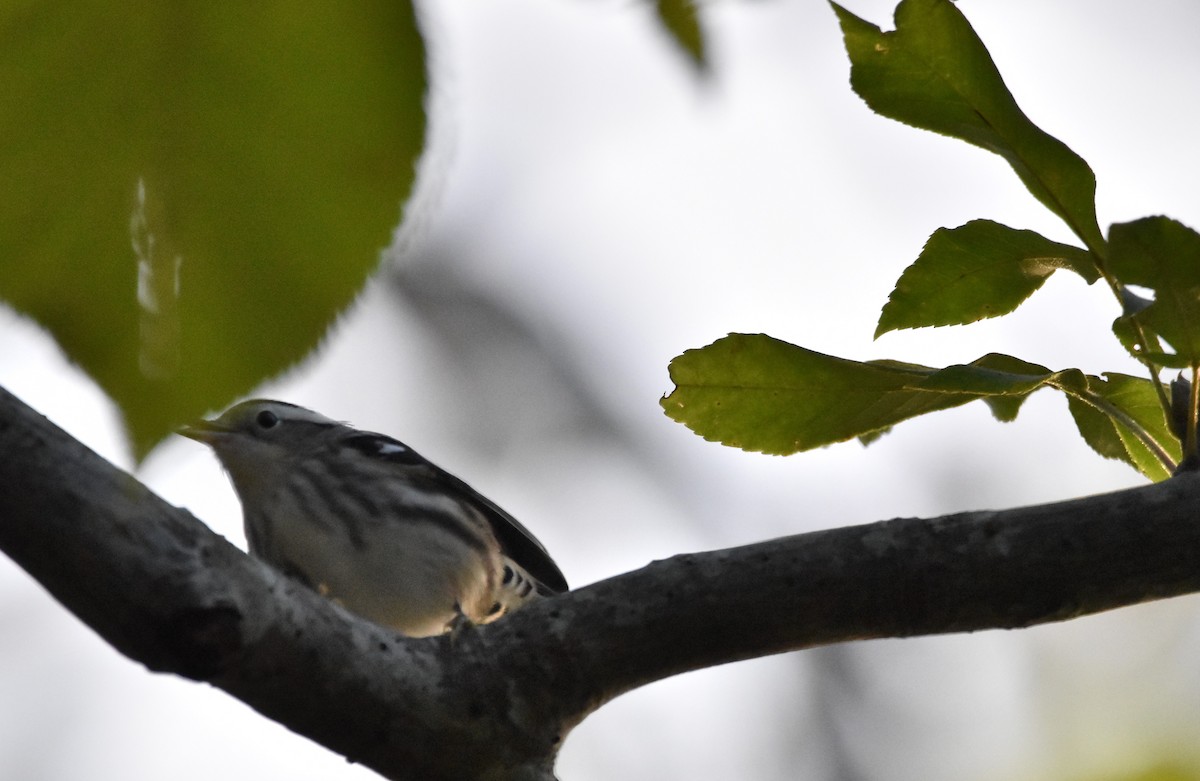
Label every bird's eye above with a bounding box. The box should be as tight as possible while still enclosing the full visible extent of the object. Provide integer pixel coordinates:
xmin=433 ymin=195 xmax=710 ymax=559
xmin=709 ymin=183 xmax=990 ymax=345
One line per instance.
xmin=255 ymin=410 xmax=280 ymax=430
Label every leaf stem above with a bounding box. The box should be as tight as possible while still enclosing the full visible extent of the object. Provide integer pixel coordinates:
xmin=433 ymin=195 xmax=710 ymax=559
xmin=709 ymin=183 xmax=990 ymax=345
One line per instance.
xmin=1186 ymin=364 xmax=1200 ymax=464
xmin=1094 ymin=265 xmax=1172 ymax=419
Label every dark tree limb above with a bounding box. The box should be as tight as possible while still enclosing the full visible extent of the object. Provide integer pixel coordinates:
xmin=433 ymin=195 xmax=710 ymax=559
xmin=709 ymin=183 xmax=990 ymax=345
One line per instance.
xmin=2 ymin=385 xmax=1200 ymax=779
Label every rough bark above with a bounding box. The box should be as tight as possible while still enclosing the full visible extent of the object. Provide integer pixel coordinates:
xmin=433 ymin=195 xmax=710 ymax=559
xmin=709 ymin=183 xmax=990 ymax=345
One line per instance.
xmin=2 ymin=385 xmax=1199 ymax=779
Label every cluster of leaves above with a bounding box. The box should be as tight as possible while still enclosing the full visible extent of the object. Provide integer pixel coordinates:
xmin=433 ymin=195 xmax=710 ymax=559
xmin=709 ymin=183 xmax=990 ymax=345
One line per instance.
xmin=662 ymin=0 xmax=1200 ymax=482
xmin=1 ymin=0 xmax=1192 ymax=481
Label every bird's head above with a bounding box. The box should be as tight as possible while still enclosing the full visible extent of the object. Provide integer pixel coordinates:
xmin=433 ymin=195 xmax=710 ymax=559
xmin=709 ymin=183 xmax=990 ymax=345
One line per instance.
xmin=179 ymin=399 xmax=344 ymax=494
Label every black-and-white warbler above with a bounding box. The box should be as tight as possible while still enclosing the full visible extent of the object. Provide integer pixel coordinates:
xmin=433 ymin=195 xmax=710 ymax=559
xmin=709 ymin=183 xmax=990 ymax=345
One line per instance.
xmin=180 ymin=399 xmax=568 ymax=637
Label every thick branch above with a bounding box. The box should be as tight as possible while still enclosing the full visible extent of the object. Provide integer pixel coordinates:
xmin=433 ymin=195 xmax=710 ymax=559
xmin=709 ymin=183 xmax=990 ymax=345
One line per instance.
xmin=0 ymin=388 xmax=561 ymax=781
xmin=3 ymin=386 xmax=1200 ymax=779
xmin=519 ymin=477 xmax=1200 ymax=714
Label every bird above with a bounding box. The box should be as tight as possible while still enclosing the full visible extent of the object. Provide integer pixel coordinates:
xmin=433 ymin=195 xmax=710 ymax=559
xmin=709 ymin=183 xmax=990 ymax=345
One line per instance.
xmin=179 ymin=399 xmax=568 ymax=637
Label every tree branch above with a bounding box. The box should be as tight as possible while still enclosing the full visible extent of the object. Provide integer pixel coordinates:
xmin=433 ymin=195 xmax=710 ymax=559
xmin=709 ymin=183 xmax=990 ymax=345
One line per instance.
xmin=3 ymin=385 xmax=1200 ymax=779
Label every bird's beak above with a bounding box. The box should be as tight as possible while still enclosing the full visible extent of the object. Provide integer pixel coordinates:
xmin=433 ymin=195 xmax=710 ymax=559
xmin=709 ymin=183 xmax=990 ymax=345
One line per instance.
xmin=177 ymin=419 xmax=227 ymax=444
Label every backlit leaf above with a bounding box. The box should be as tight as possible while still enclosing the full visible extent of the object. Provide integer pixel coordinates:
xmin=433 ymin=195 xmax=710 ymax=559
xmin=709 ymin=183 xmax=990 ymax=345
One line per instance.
xmin=1108 ymin=217 xmax=1200 ymax=366
xmin=877 ymin=220 xmax=1097 ymax=337
xmin=831 ymin=0 xmax=1103 ymax=252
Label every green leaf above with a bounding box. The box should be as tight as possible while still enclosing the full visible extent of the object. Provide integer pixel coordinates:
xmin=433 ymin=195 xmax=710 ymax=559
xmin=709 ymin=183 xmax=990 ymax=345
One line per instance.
xmin=983 ymin=395 xmax=1025 ymax=423
xmin=916 ymin=352 xmax=1085 ymax=394
xmin=654 ymin=0 xmax=707 ymax=73
xmin=915 ymin=352 xmax=1086 ymax=421
xmin=830 ymin=0 xmax=1104 ymax=252
xmin=1066 ymin=394 xmax=1127 ymax=463
xmin=1112 ymin=287 xmax=1165 ymax=363
xmin=0 ymin=3 xmax=426 ymax=458
xmin=1065 ymin=373 xmax=1178 ymax=481
xmin=877 ymin=220 xmax=1098 ymax=336
xmin=660 ymin=335 xmax=1049 ymax=455
xmin=858 ymin=427 xmax=893 ymax=446
xmin=920 ymin=357 xmax=1176 ymax=479
xmin=1138 ymin=352 xmax=1194 ymax=370
xmin=662 ymin=335 xmax=1176 ymax=478
xmin=1108 ymin=217 xmax=1200 ymax=366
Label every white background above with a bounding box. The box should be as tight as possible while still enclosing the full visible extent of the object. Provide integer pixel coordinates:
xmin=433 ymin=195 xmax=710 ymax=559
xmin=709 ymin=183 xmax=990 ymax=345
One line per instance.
xmin=3 ymin=1 xmax=1200 ymax=780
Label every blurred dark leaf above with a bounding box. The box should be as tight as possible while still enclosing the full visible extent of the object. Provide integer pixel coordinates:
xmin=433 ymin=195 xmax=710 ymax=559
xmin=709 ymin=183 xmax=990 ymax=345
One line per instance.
xmin=654 ymin=0 xmax=707 ymax=73
xmin=1095 ymin=761 xmax=1200 ymax=781
xmin=858 ymin=427 xmax=892 ymax=446
xmin=0 ymin=3 xmax=426 ymax=458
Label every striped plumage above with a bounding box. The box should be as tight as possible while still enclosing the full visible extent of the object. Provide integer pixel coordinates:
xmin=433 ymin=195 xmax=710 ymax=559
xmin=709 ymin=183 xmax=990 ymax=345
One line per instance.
xmin=180 ymin=400 xmax=567 ymax=637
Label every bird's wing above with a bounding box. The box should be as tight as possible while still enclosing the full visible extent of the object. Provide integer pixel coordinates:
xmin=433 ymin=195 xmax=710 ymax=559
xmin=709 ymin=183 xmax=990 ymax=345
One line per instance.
xmin=435 ymin=469 xmax=569 ymax=594
xmin=342 ymin=433 xmax=569 ymax=593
